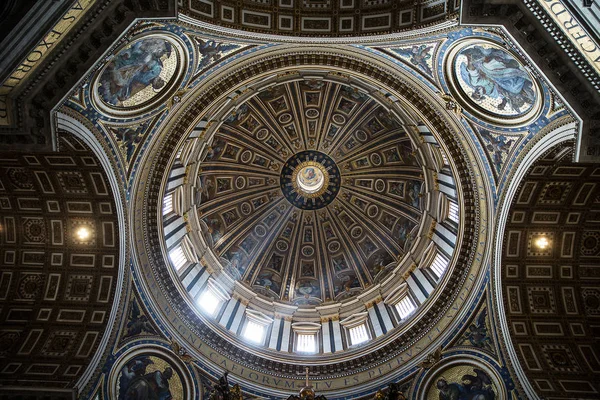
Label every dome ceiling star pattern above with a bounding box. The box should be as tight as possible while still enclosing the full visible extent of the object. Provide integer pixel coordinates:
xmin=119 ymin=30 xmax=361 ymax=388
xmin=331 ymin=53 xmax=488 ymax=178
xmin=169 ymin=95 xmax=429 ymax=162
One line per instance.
xmin=197 ymin=80 xmax=425 ymax=304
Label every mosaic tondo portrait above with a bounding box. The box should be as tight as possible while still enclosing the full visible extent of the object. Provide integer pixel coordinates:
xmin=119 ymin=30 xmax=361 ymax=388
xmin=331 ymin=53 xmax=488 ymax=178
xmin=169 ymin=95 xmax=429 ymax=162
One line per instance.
xmin=425 ymin=364 xmax=499 ymax=400
xmin=116 ymin=354 xmax=185 ymax=400
xmin=446 ymin=39 xmax=542 ymax=125
xmin=93 ymin=34 xmax=185 ymax=115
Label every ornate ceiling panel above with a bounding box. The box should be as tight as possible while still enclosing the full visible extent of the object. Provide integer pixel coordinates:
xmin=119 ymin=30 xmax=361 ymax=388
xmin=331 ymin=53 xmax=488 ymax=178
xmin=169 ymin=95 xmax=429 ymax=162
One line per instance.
xmin=501 ymin=142 xmax=600 ymax=399
xmin=0 ymin=133 xmax=119 ymax=389
xmin=179 ymin=0 xmax=460 ymax=37
xmin=122 ymin=39 xmax=495 ymax=396
xmin=196 ymin=80 xmax=425 ymax=305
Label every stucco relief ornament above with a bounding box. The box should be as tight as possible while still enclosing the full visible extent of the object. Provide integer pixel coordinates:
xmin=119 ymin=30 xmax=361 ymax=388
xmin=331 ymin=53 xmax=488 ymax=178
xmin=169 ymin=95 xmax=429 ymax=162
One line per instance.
xmin=441 ymin=93 xmax=462 ymax=115
xmin=170 ymin=341 xmax=194 ymax=363
xmin=419 ymin=347 xmax=443 ymax=369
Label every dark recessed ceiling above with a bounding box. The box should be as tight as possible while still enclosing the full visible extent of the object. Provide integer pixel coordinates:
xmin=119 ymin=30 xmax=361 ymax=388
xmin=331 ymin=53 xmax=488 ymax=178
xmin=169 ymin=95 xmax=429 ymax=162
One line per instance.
xmin=181 ymin=0 xmax=460 ymax=37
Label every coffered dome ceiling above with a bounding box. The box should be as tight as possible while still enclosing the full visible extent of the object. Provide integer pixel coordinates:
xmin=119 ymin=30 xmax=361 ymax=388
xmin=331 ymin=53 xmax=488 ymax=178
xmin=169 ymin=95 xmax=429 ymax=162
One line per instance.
xmin=196 ymin=80 xmax=427 ymax=305
xmin=132 ymin=45 xmax=492 ymax=395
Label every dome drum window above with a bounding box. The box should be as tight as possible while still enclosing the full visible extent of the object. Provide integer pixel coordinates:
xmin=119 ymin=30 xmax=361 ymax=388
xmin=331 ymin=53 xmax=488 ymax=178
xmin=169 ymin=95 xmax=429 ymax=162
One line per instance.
xmin=430 ymin=252 xmax=450 ymax=280
xmin=167 ymin=236 xmax=197 ymax=273
xmin=198 ymin=287 xmax=222 ymax=316
xmin=420 ymin=242 xmax=451 ymax=282
xmin=340 ymin=312 xmax=371 ymax=347
xmin=292 ymin=322 xmax=321 ymax=354
xmin=348 ymin=324 xmax=370 ymax=346
xmin=162 ymin=187 xmax=184 ymax=218
xmin=169 ymin=245 xmax=188 ymax=271
xmin=242 ymin=309 xmax=273 ymax=346
xmin=447 ymin=200 xmax=459 ymax=224
xmin=163 ymin=192 xmax=174 ymax=216
xmin=385 ymin=283 xmax=417 ymax=322
xmin=197 ymin=279 xmax=230 ymax=317
xmin=296 ymin=334 xmax=317 ymax=353
xmin=395 ymin=296 xmax=417 ymax=321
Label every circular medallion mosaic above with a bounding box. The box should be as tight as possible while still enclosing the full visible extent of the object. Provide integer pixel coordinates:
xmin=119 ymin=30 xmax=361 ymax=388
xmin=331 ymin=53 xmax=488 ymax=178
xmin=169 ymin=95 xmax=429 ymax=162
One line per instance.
xmin=92 ymin=34 xmax=186 ymax=116
xmin=446 ymin=39 xmax=542 ymax=125
xmin=281 ymin=151 xmax=340 ymax=209
xmin=115 ymin=354 xmax=185 ymax=399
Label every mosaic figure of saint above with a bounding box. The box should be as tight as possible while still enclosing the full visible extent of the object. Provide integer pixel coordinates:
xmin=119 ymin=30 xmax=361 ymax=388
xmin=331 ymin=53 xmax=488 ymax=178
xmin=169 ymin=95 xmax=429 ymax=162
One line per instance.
xmin=459 ymin=45 xmax=534 ymax=113
xmin=118 ymin=356 xmax=175 ymax=400
xmin=99 ymin=38 xmax=172 ymax=106
xmin=436 ymin=369 xmax=495 ymax=400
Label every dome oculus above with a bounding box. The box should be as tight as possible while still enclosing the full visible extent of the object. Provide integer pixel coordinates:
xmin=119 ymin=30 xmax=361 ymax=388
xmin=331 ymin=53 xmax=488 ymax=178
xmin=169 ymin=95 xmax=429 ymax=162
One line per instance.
xmin=296 ymin=163 xmax=326 ymax=193
xmin=281 ymin=151 xmax=340 ymax=210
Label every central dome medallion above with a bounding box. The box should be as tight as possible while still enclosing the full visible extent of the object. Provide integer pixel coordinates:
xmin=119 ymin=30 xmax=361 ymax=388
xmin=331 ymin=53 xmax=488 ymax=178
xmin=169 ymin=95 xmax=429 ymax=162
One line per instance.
xmin=281 ymin=150 xmax=341 ymax=210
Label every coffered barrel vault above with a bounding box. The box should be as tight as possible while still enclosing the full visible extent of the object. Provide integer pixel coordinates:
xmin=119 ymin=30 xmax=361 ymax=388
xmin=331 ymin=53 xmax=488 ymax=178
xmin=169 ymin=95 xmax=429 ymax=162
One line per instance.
xmin=0 ymin=134 xmax=120 ymax=391
xmin=501 ymin=142 xmax=600 ymax=399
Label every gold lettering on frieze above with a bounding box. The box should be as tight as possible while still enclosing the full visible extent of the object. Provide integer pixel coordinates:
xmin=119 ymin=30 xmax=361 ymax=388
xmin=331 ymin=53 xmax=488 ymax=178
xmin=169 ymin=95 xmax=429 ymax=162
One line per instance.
xmin=537 ymin=0 xmax=600 ymax=73
xmin=0 ymin=0 xmax=96 ymax=125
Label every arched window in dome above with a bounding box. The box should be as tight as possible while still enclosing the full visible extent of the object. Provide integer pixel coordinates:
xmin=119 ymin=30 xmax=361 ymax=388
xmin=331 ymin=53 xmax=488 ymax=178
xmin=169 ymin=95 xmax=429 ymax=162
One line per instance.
xmin=169 ymin=245 xmax=188 ymax=271
xmin=430 ymin=251 xmax=449 ymax=280
xmin=341 ymin=312 xmax=371 ymax=346
xmin=244 ymin=320 xmax=267 ymax=345
xmin=197 ymin=279 xmax=230 ymax=317
xmin=198 ymin=288 xmax=221 ymax=316
xmin=163 ymin=192 xmax=174 ymax=215
xmin=447 ymin=201 xmax=459 ymax=223
xmin=348 ymin=324 xmax=369 ymax=346
xmin=296 ymin=334 xmax=316 ymax=353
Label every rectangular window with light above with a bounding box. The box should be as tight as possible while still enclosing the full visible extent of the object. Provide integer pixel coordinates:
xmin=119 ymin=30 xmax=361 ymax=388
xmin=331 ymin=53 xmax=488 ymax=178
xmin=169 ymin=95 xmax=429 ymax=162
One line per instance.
xmin=163 ymin=193 xmax=173 ymax=215
xmin=296 ymin=333 xmax=316 ymax=353
xmin=243 ymin=320 xmax=267 ymax=345
xmin=448 ymin=200 xmax=459 ymax=223
xmin=169 ymin=245 xmax=187 ymax=271
xmin=198 ymin=289 xmax=221 ymax=316
xmin=395 ymin=296 xmax=416 ymax=320
xmin=430 ymin=252 xmax=449 ymax=279
xmin=348 ymin=324 xmax=369 ymax=345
